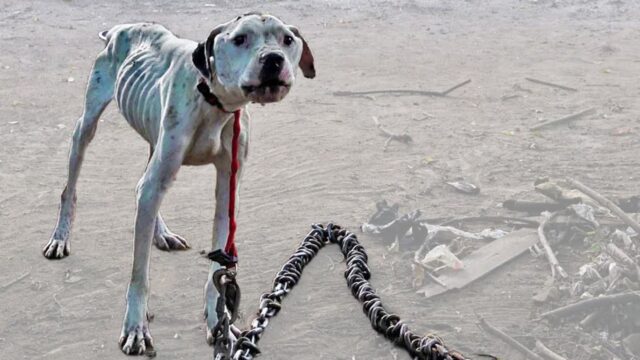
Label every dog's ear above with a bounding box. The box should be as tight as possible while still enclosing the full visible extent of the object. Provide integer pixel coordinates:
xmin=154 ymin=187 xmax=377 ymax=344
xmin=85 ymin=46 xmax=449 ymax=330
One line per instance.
xmin=192 ymin=24 xmax=226 ymax=79
xmin=288 ymin=26 xmax=315 ymax=79
xmin=192 ymin=43 xmax=209 ymax=78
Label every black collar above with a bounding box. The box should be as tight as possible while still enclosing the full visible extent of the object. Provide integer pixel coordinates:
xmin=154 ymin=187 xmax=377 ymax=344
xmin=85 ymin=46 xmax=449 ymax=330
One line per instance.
xmin=197 ymin=78 xmax=233 ymax=113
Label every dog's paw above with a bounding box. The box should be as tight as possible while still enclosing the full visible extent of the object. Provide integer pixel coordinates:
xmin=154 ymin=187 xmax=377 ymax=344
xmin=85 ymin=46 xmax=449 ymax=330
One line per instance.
xmin=43 ymin=237 xmax=70 ymax=259
xmin=154 ymin=216 xmax=190 ymax=251
xmin=153 ymin=230 xmax=190 ymax=251
xmin=205 ymin=325 xmax=216 ymax=345
xmin=119 ymin=316 xmax=154 ymax=356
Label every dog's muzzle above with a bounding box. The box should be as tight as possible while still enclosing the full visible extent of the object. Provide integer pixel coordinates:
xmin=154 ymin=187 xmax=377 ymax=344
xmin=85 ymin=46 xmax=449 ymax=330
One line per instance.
xmin=242 ymin=52 xmax=291 ymax=104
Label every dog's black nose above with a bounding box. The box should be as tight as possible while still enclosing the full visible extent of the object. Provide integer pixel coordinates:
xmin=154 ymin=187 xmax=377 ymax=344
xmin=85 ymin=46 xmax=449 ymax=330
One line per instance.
xmin=261 ymin=53 xmax=284 ymax=75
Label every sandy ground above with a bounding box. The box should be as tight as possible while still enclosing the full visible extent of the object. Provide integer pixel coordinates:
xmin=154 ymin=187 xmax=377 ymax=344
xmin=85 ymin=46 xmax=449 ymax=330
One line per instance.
xmin=1 ymin=0 xmax=640 ymax=359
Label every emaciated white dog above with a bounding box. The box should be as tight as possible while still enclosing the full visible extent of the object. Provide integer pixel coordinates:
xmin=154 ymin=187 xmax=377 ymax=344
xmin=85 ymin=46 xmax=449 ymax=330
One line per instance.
xmin=42 ymin=12 xmax=315 ymax=355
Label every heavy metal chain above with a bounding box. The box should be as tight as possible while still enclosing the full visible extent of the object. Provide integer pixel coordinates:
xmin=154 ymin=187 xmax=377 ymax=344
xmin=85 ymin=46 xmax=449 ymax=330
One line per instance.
xmin=212 ymin=224 xmax=468 ymax=360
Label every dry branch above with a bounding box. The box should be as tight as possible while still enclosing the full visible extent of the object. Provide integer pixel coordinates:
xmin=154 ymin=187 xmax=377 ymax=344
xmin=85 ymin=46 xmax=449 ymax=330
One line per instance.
xmin=566 ymin=178 xmax=640 ymax=245
xmin=539 ymin=292 xmax=640 ymax=319
xmin=525 ymin=77 xmax=578 ymax=92
xmin=578 ymin=310 xmax=601 ymax=328
xmin=537 ymin=212 xmax=568 ymax=280
xmin=502 ymin=199 xmax=568 ymax=214
xmin=606 ymin=242 xmax=640 ymax=281
xmin=529 ymin=108 xmax=596 ymax=131
xmin=477 ymin=315 xmax=544 ymax=360
xmin=334 ymin=79 xmax=471 ymax=98
xmin=440 ymin=79 xmax=473 ymax=96
xmin=534 ymin=340 xmax=567 ymax=360
xmin=372 ymin=116 xmax=412 ymax=151
xmin=412 ymin=260 xmax=448 ymax=288
xmin=439 ymin=215 xmax=540 ymax=228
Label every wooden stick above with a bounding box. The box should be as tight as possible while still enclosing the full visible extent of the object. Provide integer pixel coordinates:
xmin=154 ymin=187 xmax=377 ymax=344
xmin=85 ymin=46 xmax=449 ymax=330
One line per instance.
xmin=534 ymin=340 xmax=567 ymax=360
xmin=539 ymin=292 xmax=640 ymax=319
xmin=537 ymin=213 xmax=568 ymax=279
xmin=372 ymin=116 xmax=412 ymax=151
xmin=335 ymin=89 xmax=443 ymax=97
xmin=529 ymin=108 xmax=596 ymax=131
xmin=525 ymin=77 xmax=578 ymax=92
xmin=440 ymin=79 xmax=473 ymax=96
xmin=607 ymin=242 xmax=636 ymax=266
xmin=372 ymin=116 xmax=406 ymax=139
xmin=412 ymin=260 xmax=448 ymax=288
xmin=334 ymin=79 xmax=471 ymax=98
xmin=502 ymin=199 xmax=568 ymax=214
xmin=438 ymin=215 xmax=540 ymax=228
xmin=477 ymin=315 xmax=544 ymax=360
xmin=566 ymin=178 xmax=640 ymax=245
xmin=426 ymin=271 xmax=448 ymax=288
xmin=606 ymin=242 xmax=640 ymax=281
xmin=0 ymin=271 xmax=30 ymax=291
xmin=383 ymin=137 xmax=394 ymax=151
xmin=579 ymin=310 xmax=601 ymax=328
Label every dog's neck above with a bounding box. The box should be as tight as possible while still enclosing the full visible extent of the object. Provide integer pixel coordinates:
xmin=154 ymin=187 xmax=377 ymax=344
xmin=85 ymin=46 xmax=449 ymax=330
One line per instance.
xmin=197 ymin=76 xmax=248 ymax=114
xmin=197 ymin=79 xmax=234 ymax=113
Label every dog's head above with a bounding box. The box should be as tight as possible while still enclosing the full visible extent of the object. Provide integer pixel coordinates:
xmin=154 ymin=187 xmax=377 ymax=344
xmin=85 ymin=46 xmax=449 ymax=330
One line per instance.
xmin=193 ymin=13 xmax=315 ymax=106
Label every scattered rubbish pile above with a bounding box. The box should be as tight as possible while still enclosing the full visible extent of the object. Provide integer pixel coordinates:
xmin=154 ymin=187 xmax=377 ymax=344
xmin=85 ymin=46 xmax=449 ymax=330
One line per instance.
xmin=362 ymin=178 xmax=640 ymax=359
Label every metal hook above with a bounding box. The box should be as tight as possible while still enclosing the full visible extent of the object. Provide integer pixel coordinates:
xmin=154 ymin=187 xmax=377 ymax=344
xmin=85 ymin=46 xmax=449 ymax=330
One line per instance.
xmin=212 ymin=268 xmax=242 ymax=360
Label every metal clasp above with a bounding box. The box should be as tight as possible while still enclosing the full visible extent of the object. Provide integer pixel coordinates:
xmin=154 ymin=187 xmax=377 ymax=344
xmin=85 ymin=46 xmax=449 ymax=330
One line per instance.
xmin=212 ymin=268 xmax=242 ymax=360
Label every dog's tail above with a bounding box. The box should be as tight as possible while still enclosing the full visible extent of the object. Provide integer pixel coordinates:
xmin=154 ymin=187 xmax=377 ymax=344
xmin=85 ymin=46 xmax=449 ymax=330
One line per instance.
xmin=98 ymin=30 xmax=109 ymax=43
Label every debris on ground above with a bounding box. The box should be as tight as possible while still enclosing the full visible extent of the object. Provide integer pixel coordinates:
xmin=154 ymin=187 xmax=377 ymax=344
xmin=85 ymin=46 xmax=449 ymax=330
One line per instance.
xmin=418 ymin=244 xmax=464 ymax=271
xmin=524 ymin=77 xmax=578 ymax=92
xmin=333 ymin=79 xmax=471 ymax=98
xmin=417 ymin=229 xmax=538 ymax=298
xmin=445 ymin=180 xmax=481 ymax=195
xmin=529 ymin=108 xmax=596 ymax=131
xmin=361 ymin=201 xmax=537 ymax=298
xmin=372 ymin=116 xmax=413 ymax=151
xmin=363 ymin=176 xmax=640 ymax=358
xmin=502 ymin=178 xmax=640 ymax=359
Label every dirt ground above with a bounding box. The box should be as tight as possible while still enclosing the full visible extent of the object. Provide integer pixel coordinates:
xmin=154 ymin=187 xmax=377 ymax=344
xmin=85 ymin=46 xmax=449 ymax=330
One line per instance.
xmin=2 ymin=0 xmax=640 ymax=359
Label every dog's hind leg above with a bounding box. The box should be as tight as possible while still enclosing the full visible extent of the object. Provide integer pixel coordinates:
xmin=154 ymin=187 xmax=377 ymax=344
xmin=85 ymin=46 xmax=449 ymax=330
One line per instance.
xmin=154 ymin=213 xmax=190 ymax=251
xmin=43 ymin=54 xmax=114 ymax=259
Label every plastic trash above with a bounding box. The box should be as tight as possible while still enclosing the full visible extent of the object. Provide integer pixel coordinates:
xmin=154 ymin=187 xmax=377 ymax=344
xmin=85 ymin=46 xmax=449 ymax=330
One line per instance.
xmin=420 ymin=244 xmax=464 ymax=270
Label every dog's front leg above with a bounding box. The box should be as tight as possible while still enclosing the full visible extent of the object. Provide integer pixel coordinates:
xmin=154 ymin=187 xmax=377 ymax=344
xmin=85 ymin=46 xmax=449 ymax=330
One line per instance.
xmin=120 ymin=110 xmax=195 ymax=355
xmin=205 ymin=114 xmax=249 ymax=344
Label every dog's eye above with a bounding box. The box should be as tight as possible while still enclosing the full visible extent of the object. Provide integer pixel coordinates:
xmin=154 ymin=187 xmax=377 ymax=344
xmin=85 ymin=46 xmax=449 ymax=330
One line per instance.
xmin=232 ymin=35 xmax=246 ymax=46
xmin=283 ymin=35 xmax=294 ymax=46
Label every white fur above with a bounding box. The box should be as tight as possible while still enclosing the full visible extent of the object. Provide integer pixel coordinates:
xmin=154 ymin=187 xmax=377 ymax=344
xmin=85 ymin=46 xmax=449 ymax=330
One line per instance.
xmin=43 ymin=14 xmax=307 ymax=355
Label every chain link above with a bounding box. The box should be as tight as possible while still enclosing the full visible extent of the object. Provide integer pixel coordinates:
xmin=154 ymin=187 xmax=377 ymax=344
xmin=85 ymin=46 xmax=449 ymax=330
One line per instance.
xmin=214 ymin=224 xmax=468 ymax=360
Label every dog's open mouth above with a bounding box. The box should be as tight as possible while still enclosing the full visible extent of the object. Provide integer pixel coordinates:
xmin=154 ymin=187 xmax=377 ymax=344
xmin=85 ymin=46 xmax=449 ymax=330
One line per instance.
xmin=242 ymin=80 xmax=291 ymax=104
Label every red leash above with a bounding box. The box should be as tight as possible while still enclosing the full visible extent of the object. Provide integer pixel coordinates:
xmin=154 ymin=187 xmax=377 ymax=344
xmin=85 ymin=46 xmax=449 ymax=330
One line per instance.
xmin=224 ymin=109 xmax=242 ymax=262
